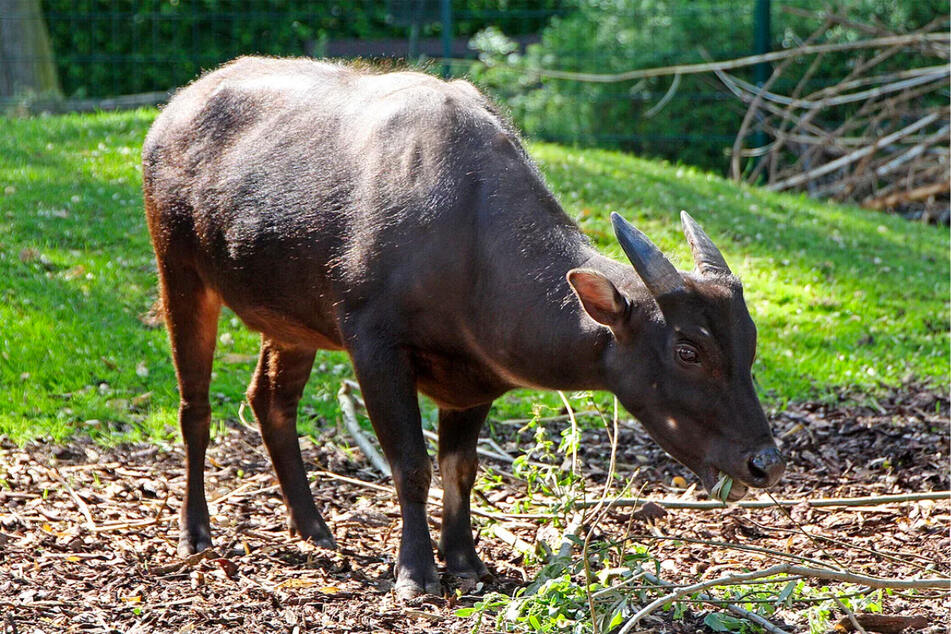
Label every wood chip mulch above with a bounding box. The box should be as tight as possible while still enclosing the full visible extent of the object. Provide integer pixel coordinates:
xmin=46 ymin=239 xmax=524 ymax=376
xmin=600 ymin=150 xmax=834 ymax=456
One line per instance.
xmin=1 ymin=384 xmax=948 ymax=633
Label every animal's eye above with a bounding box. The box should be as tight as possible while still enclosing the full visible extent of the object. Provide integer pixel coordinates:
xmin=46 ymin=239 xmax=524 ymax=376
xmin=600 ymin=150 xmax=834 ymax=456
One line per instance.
xmin=676 ymin=344 xmax=700 ymax=366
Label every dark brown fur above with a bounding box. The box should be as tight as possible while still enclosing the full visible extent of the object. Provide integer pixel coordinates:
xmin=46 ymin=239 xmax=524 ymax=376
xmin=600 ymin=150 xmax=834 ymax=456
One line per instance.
xmin=143 ymin=57 xmax=783 ymax=599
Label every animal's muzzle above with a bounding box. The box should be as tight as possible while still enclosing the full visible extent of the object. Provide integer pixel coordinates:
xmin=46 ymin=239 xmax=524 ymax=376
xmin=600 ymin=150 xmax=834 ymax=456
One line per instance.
xmin=745 ymin=446 xmax=785 ymax=488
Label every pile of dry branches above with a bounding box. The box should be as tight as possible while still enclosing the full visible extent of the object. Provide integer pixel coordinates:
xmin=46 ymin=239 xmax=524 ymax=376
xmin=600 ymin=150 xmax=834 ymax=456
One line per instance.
xmin=724 ymin=10 xmax=950 ymax=223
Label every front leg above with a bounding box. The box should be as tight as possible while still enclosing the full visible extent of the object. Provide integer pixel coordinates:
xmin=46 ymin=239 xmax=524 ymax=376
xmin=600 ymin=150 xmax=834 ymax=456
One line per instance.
xmin=348 ymin=340 xmax=439 ymax=601
xmin=437 ymin=404 xmax=491 ymax=578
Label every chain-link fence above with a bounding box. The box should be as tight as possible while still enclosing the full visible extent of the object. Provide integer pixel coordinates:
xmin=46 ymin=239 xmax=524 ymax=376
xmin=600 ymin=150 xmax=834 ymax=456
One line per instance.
xmin=2 ymin=1 xmax=945 ymax=171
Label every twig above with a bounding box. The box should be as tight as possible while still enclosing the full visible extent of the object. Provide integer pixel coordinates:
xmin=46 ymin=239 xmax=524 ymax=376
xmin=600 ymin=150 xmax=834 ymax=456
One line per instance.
xmin=311 ymin=469 xmax=545 ymax=521
xmin=92 ymin=514 xmax=174 ymax=533
xmin=834 ymin=595 xmax=868 ymax=634
xmin=724 ymin=67 xmax=947 ymax=110
xmin=558 ymin=391 xmax=580 ymax=477
xmin=480 ymin=436 xmax=514 ymax=462
xmin=577 ymin=490 xmax=951 ymax=510
xmin=312 ymin=469 xmax=399 ymax=495
xmin=644 ymin=72 xmax=681 ymax=118
xmin=874 ymin=124 xmax=950 ymax=177
xmin=208 ymin=473 xmax=273 ymax=505
xmin=630 ymin=571 xmax=791 ymax=634
xmin=490 ymin=524 xmax=534 ymax=556
xmin=0 ymin=491 xmax=39 ymax=500
xmin=473 ymin=33 xmax=949 ymax=83
xmin=591 ymin=570 xmax=648 ymax=599
xmin=729 ymin=17 xmax=834 ymax=179
xmin=623 ymin=533 xmax=830 ymax=568
xmin=622 ymin=564 xmax=951 ymax=629
xmin=865 ymin=179 xmax=950 ymax=210
xmin=421 ymin=428 xmax=514 ymax=464
xmin=581 ymin=396 xmax=626 ymax=634
xmin=93 ymin=493 xmax=170 ymax=533
xmin=149 ymin=548 xmax=219 ymax=576
xmin=49 ymin=468 xmax=96 ymax=531
xmin=744 ymin=515 xmax=938 ymax=571
xmin=765 ymin=490 xmax=850 ymax=572
xmin=767 ymin=111 xmax=942 ymax=191
xmin=337 ymin=383 xmax=391 ymax=477
xmin=493 ymin=411 xmax=600 ymax=426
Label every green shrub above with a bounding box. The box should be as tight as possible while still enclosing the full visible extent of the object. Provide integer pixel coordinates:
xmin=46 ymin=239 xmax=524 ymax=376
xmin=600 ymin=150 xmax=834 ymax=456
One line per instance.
xmin=469 ymin=0 xmax=947 ymax=171
xmin=42 ymin=1 xmax=401 ymax=97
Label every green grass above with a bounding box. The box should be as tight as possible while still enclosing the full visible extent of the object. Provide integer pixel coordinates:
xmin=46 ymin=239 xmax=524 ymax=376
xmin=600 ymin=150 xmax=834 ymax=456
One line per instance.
xmin=1 ymin=110 xmax=947 ymax=442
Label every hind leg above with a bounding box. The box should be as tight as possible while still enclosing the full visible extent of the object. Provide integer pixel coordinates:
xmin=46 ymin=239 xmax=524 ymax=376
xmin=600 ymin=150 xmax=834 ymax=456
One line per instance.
xmin=158 ymin=263 xmax=221 ymax=557
xmin=437 ymin=404 xmax=491 ymax=578
xmin=247 ymin=338 xmax=335 ymax=548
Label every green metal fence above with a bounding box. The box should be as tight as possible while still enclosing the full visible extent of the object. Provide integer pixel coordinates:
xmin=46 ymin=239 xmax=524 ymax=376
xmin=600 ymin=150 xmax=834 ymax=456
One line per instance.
xmin=2 ymin=1 xmax=945 ymax=171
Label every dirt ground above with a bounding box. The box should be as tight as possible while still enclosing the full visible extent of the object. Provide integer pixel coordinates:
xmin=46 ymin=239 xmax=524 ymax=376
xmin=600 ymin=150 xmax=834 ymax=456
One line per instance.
xmin=2 ymin=385 xmax=948 ymax=633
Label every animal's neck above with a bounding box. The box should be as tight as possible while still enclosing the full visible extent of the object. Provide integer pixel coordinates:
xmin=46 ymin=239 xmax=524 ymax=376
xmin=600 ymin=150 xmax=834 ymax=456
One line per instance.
xmin=481 ymin=247 xmax=634 ymax=392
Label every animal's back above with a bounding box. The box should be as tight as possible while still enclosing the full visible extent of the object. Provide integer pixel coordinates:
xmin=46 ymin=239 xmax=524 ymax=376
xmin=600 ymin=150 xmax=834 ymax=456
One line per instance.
xmin=143 ymin=56 xmax=546 ymax=349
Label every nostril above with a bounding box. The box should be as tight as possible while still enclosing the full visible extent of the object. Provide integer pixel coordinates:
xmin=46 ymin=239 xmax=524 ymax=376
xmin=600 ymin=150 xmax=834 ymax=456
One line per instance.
xmin=747 ymin=455 xmax=768 ymax=483
xmin=748 ymin=447 xmax=786 ymax=486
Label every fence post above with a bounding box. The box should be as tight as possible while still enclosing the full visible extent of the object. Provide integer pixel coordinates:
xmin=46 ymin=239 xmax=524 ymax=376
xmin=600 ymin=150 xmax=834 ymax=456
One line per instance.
xmin=441 ymin=0 xmax=453 ymax=78
xmin=754 ymin=0 xmax=771 ymax=86
xmin=753 ymin=0 xmax=771 ymax=166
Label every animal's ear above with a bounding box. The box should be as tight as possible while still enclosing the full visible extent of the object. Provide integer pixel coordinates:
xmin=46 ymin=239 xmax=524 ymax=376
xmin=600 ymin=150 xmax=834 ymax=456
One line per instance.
xmin=567 ymin=269 xmax=628 ymax=329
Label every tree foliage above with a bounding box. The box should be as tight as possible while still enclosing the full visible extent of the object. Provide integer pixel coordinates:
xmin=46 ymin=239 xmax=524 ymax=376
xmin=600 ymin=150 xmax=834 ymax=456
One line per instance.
xmin=469 ymin=0 xmax=947 ymax=171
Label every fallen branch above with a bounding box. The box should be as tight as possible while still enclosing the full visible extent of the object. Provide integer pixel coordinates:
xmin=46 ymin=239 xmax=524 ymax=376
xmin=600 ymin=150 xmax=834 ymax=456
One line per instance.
xmin=578 ymin=490 xmax=951 ymax=510
xmin=490 ymin=524 xmax=534 ymax=556
xmin=626 ymin=533 xmax=830 ymax=568
xmin=834 ymin=595 xmax=869 ymax=634
xmin=311 ymin=469 xmax=546 ymax=521
xmin=149 ymin=548 xmax=219 ymax=576
xmin=622 ymin=564 xmax=951 ymax=629
xmin=766 ymin=111 xmax=943 ymax=191
xmin=729 ymin=17 xmax=834 ymax=179
xmin=865 ymin=180 xmax=950 ymax=210
xmin=49 ymin=468 xmax=96 ymax=532
xmin=470 ymin=33 xmax=949 ymax=83
xmin=337 ymin=383 xmax=391 ymax=477
xmin=633 ymin=571 xmax=790 ymax=634
xmin=92 ymin=492 xmax=171 ymax=534
xmin=493 ymin=411 xmax=600 ymax=426
xmin=720 ymin=66 xmax=947 ymax=110
xmin=835 ymin=614 xmax=929 ymax=633
xmin=208 ymin=473 xmax=273 ymax=505
xmin=421 ymin=428 xmax=513 ymax=464
xmin=874 ymin=124 xmax=950 ymax=177
xmin=91 ymin=516 xmax=174 ymax=533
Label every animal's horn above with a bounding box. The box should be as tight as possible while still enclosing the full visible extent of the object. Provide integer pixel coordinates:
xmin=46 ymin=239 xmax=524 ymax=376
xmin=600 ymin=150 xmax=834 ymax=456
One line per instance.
xmin=681 ymin=210 xmax=731 ymax=275
xmin=611 ymin=212 xmax=682 ymax=297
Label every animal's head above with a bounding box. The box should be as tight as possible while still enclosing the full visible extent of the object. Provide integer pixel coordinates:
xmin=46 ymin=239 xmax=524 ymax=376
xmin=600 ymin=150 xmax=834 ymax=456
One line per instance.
xmin=567 ymin=211 xmax=784 ymax=501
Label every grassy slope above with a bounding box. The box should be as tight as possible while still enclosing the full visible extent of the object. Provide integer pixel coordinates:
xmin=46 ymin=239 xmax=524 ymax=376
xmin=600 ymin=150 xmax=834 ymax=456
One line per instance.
xmin=0 ymin=110 xmax=947 ymax=442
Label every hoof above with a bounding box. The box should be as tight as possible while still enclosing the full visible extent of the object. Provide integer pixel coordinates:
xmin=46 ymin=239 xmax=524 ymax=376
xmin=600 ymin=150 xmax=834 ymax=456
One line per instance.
xmin=289 ymin=516 xmax=337 ymax=549
xmin=444 ymin=552 xmax=490 ymax=580
xmin=177 ymin=533 xmax=212 ymax=558
xmin=306 ymin=532 xmax=337 ymax=550
xmin=394 ymin=578 xmax=442 ymax=602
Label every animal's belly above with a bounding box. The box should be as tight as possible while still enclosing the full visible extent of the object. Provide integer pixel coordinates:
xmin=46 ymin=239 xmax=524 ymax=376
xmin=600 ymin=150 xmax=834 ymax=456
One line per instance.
xmin=412 ymin=349 xmax=510 ymax=409
xmin=192 ymin=245 xmax=345 ymax=350
xmin=214 ymin=284 xmax=345 ymax=351
xmin=235 ymin=304 xmax=345 ymax=351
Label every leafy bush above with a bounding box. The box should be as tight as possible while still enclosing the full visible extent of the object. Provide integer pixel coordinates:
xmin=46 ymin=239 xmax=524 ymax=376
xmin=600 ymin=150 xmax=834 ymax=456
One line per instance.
xmin=42 ymin=1 xmax=404 ymax=98
xmin=40 ymin=1 xmax=559 ymax=99
xmin=468 ymin=0 xmax=947 ymax=171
